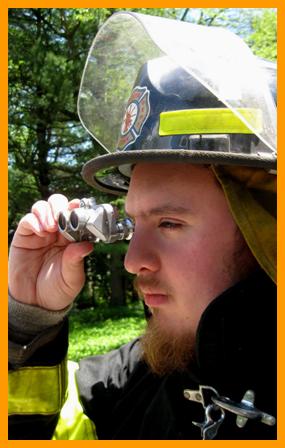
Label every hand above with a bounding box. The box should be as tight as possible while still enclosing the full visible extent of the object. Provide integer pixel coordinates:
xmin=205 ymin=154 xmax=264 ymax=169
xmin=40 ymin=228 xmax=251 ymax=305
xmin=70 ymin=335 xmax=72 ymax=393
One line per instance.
xmin=8 ymin=194 xmax=94 ymax=311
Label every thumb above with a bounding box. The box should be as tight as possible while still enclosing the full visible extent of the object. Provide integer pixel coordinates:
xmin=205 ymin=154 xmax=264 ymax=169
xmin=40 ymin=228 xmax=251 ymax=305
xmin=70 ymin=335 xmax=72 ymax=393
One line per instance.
xmin=63 ymin=241 xmax=94 ymax=268
xmin=61 ymin=241 xmax=94 ymax=292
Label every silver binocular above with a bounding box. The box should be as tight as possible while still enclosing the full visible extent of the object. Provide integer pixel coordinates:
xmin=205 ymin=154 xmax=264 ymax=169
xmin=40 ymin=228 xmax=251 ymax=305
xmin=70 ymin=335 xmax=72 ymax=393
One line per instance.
xmin=58 ymin=197 xmax=133 ymax=243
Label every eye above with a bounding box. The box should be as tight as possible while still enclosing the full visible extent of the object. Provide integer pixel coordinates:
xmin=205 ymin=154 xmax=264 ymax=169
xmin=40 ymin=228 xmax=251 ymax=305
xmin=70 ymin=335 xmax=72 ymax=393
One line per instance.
xmin=159 ymin=221 xmax=182 ymax=230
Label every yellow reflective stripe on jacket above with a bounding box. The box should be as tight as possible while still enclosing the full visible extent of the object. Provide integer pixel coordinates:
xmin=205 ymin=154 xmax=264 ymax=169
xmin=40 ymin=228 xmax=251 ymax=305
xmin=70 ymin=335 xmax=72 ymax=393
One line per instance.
xmin=159 ymin=108 xmax=262 ymax=135
xmin=9 ymin=360 xmax=67 ymax=415
xmin=53 ymin=361 xmax=97 ymax=440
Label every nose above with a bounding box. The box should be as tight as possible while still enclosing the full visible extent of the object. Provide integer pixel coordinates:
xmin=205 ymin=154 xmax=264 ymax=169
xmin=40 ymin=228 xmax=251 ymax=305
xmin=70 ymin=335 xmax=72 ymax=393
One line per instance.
xmin=124 ymin=227 xmax=160 ymax=275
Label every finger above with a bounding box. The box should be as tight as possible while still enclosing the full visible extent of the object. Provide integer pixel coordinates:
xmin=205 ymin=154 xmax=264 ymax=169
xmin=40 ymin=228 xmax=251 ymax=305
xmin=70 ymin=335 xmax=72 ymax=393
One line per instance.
xmin=12 ymin=213 xmax=57 ymax=250
xmin=18 ymin=213 xmax=44 ymax=236
xmin=68 ymin=198 xmax=80 ymax=210
xmin=48 ymin=194 xmax=69 ymax=220
xmin=31 ymin=200 xmax=57 ymax=232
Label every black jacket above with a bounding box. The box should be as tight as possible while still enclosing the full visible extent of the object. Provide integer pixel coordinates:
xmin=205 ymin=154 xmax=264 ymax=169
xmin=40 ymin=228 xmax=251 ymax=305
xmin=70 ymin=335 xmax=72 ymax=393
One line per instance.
xmin=9 ymin=269 xmax=276 ymax=440
xmin=77 ymin=269 xmax=277 ymax=439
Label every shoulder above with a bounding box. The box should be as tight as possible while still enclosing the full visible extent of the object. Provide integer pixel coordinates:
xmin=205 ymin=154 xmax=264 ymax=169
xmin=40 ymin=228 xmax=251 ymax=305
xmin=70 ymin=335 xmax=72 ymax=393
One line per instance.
xmin=76 ymin=337 xmax=143 ymax=399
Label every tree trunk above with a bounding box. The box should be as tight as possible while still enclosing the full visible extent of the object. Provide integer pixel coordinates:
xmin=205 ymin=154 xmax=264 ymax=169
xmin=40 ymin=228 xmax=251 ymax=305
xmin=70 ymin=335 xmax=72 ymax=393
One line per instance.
xmin=109 ymin=252 xmax=125 ymax=306
xmin=35 ymin=111 xmax=51 ymax=199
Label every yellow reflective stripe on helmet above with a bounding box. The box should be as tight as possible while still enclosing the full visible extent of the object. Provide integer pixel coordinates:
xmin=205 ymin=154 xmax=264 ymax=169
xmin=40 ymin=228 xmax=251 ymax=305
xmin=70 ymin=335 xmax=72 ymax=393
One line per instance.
xmin=9 ymin=360 xmax=67 ymax=415
xmin=53 ymin=361 xmax=97 ymax=440
xmin=159 ymin=108 xmax=262 ymax=135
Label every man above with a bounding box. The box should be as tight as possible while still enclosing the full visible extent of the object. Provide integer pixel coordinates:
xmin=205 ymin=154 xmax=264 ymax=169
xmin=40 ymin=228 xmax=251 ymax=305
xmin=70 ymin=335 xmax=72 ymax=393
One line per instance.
xmin=8 ymin=12 xmax=277 ymax=440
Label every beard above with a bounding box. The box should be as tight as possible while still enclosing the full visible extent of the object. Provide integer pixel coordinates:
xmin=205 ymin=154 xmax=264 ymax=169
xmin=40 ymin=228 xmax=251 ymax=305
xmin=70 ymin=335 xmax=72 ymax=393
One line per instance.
xmin=134 ymin=277 xmax=195 ymax=376
xmin=134 ymin=230 xmax=257 ymax=377
xmin=140 ymin=311 xmax=196 ymax=376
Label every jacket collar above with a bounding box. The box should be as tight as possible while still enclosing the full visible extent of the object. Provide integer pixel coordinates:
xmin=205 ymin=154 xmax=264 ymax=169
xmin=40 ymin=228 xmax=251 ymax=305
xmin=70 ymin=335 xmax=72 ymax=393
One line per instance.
xmin=194 ymin=269 xmax=276 ymax=401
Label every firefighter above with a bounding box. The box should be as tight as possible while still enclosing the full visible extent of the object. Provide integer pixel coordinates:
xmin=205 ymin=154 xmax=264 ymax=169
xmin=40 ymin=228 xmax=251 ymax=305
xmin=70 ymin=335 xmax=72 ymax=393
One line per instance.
xmin=8 ymin=12 xmax=277 ymax=440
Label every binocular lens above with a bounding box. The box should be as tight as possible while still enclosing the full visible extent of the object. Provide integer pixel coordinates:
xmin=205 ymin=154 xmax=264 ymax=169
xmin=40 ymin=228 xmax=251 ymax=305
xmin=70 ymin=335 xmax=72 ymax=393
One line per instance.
xmin=58 ymin=213 xmax=67 ymax=231
xmin=70 ymin=211 xmax=79 ymax=230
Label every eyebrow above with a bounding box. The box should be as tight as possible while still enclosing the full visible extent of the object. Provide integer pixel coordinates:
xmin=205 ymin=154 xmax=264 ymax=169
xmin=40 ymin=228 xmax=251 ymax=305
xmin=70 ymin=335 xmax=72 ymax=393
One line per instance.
xmin=125 ymin=204 xmax=192 ymax=218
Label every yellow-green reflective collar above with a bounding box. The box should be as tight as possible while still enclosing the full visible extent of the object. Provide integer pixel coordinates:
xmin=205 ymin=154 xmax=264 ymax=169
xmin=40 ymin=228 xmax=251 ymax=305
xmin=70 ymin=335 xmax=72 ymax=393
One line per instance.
xmin=53 ymin=361 xmax=97 ymax=440
xmin=159 ymin=108 xmax=262 ymax=136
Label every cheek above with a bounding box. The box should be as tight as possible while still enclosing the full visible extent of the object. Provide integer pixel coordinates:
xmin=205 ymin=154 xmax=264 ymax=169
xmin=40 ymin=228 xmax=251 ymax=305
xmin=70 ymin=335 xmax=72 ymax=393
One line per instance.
xmin=167 ymin=224 xmax=237 ymax=291
xmin=163 ymin=239 xmax=208 ymax=288
xmin=177 ymin=243 xmax=212 ymax=284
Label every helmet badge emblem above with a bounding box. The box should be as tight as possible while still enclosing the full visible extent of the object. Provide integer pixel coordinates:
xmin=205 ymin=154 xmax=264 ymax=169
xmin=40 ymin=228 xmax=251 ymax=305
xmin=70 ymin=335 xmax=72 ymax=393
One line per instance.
xmin=117 ymin=86 xmax=150 ymax=151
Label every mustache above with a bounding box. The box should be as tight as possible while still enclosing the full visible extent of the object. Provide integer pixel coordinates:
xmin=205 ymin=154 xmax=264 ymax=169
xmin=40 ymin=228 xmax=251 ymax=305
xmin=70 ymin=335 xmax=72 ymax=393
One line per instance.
xmin=133 ymin=276 xmax=169 ymax=298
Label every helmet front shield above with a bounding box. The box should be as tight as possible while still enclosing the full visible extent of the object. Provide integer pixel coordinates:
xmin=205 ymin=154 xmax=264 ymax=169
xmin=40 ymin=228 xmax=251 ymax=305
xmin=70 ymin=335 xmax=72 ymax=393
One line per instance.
xmin=78 ymin=12 xmax=276 ymax=194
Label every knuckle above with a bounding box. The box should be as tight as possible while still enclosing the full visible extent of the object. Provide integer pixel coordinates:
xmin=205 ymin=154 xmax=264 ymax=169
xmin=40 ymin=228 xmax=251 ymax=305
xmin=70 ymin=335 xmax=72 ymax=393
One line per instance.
xmin=48 ymin=194 xmax=69 ymax=218
xmin=48 ymin=193 xmax=68 ymax=204
xmin=17 ymin=213 xmax=40 ymax=234
xmin=31 ymin=200 xmax=48 ymax=213
xmin=48 ymin=194 xmax=68 ymax=207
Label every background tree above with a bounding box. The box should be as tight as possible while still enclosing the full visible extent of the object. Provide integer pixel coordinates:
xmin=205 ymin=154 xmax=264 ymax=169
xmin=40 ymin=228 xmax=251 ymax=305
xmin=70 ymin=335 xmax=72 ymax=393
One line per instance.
xmin=8 ymin=8 xmax=177 ymax=307
xmin=181 ymin=7 xmax=276 ymax=61
xmin=246 ymin=9 xmax=277 ymax=60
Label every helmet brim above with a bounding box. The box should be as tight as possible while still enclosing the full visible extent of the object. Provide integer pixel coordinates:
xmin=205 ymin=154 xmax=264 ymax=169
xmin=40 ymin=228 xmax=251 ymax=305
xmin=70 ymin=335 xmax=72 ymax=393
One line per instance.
xmin=81 ymin=149 xmax=277 ymax=195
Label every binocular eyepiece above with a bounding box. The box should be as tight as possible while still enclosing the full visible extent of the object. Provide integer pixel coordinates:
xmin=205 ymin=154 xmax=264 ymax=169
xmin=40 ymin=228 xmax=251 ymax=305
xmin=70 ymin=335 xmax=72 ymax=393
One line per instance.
xmin=58 ymin=197 xmax=133 ymax=243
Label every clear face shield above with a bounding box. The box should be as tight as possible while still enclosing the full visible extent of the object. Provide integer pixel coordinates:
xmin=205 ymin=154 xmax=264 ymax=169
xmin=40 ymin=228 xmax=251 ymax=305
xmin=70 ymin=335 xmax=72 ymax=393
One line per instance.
xmin=77 ymin=12 xmax=276 ymax=194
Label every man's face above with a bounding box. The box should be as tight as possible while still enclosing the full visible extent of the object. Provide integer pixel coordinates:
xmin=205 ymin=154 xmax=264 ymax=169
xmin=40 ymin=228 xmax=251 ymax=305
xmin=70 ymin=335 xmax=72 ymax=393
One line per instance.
xmin=124 ymin=162 xmax=256 ymax=374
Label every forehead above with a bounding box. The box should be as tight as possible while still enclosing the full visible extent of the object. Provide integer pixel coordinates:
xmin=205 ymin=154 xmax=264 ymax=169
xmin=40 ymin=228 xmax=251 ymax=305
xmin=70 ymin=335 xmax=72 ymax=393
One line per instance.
xmin=125 ymin=162 xmax=219 ymax=215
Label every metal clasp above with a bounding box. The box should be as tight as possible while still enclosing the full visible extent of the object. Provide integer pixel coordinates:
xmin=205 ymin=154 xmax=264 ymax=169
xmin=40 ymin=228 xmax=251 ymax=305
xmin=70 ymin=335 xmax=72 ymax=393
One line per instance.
xmin=212 ymin=390 xmax=276 ymax=428
xmin=183 ymin=386 xmax=276 ymax=439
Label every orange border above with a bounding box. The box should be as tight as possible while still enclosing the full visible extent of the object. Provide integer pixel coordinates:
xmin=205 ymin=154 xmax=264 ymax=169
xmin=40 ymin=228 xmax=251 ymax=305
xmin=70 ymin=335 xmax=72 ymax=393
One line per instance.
xmin=1 ymin=1 xmax=8 ymax=444
xmin=3 ymin=3 xmax=283 ymax=448
xmin=3 ymin=1 xmax=283 ymax=7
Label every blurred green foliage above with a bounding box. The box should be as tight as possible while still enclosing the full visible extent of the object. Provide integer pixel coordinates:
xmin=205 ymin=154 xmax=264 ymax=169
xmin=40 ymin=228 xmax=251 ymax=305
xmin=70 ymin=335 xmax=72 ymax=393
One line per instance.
xmin=68 ymin=302 xmax=146 ymax=360
xmin=8 ymin=7 xmax=177 ymax=307
xmin=246 ymin=10 xmax=277 ymax=60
